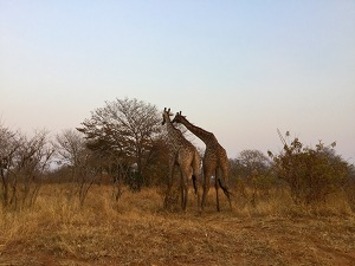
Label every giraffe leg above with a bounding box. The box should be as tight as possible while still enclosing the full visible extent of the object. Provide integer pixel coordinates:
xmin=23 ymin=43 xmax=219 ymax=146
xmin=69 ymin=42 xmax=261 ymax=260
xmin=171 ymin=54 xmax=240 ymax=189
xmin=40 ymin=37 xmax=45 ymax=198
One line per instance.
xmin=179 ymin=166 xmax=189 ymax=212
xmin=202 ymin=167 xmax=212 ymax=210
xmin=215 ymin=169 xmax=220 ymax=212
xmin=164 ymin=158 xmax=175 ymax=209
xmin=183 ymin=183 xmax=188 ymax=211
xmin=179 ymin=169 xmax=184 ymax=209
xmin=192 ymin=174 xmax=201 ymax=213
xmin=191 ymin=151 xmax=201 ymax=213
xmin=181 ymin=173 xmax=188 ymax=212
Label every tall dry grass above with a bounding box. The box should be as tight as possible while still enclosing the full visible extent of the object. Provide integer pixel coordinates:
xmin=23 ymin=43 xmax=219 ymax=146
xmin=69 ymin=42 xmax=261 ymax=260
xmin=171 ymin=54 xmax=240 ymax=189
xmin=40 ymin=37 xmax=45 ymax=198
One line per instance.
xmin=1 ymin=183 xmax=353 ymax=234
xmin=0 ymin=183 xmax=354 ymax=265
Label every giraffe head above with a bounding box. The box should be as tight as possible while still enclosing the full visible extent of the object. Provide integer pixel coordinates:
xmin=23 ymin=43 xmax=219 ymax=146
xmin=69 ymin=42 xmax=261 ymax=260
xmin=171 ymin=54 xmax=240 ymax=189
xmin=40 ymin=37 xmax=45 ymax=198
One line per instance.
xmin=172 ymin=111 xmax=186 ymax=124
xmin=162 ymin=107 xmax=173 ymax=125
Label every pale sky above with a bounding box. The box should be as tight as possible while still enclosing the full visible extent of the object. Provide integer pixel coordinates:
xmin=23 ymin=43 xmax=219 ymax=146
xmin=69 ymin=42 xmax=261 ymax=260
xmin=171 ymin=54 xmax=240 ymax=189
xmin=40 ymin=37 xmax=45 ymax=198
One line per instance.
xmin=1 ymin=1 xmax=354 ymax=162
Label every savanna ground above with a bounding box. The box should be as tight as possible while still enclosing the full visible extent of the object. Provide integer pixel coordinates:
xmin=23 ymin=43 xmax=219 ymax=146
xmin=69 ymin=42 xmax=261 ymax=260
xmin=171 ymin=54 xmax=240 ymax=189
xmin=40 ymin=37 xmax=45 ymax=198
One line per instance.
xmin=1 ymin=184 xmax=354 ymax=266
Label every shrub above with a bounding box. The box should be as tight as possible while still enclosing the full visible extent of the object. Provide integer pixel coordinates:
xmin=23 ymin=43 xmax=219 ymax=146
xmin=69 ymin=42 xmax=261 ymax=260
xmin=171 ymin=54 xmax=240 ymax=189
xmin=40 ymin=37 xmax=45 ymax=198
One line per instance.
xmin=268 ymin=132 xmax=351 ymax=205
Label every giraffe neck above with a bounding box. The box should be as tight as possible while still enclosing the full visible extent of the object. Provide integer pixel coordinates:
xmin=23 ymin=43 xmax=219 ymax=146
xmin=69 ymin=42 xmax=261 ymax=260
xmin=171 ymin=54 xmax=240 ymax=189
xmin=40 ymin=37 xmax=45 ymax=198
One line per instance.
xmin=165 ymin=117 xmax=185 ymax=149
xmin=178 ymin=117 xmax=216 ymax=145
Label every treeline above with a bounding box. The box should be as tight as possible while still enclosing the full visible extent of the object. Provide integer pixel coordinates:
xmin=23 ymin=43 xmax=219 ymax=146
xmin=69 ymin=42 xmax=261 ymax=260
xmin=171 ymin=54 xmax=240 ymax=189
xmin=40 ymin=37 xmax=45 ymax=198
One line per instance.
xmin=1 ymin=97 xmax=354 ymax=211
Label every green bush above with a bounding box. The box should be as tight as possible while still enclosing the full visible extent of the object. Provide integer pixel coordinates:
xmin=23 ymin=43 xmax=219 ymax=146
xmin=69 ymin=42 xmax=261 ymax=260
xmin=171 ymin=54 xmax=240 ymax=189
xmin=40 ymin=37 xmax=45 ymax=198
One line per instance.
xmin=269 ymin=132 xmax=351 ymax=204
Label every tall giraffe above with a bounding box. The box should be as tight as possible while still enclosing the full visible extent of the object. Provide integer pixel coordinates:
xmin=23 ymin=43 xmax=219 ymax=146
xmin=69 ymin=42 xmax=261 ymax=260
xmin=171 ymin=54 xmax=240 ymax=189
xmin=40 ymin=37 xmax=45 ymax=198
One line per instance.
xmin=162 ymin=108 xmax=201 ymax=211
xmin=172 ymin=111 xmax=232 ymax=211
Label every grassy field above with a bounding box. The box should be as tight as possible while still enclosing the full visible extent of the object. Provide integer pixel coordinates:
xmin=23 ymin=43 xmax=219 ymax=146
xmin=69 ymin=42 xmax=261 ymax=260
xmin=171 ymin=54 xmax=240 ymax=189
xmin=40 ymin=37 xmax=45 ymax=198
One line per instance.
xmin=0 ymin=184 xmax=354 ymax=265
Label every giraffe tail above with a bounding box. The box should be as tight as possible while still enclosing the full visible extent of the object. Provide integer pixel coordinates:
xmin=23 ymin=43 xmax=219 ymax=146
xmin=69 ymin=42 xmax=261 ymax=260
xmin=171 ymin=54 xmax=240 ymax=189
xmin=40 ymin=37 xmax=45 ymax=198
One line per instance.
xmin=218 ymin=178 xmax=233 ymax=197
xmin=192 ymin=175 xmax=198 ymax=195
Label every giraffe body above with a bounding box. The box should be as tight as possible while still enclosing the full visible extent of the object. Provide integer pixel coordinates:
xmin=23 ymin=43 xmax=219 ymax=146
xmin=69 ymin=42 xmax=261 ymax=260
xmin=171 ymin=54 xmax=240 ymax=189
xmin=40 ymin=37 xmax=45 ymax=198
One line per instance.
xmin=162 ymin=108 xmax=201 ymax=211
xmin=172 ymin=112 xmax=232 ymax=211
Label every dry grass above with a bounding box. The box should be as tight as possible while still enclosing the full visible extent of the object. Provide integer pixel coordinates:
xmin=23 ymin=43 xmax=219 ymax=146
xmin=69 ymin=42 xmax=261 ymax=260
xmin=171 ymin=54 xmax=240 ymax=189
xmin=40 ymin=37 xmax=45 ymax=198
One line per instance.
xmin=1 ymin=184 xmax=354 ymax=265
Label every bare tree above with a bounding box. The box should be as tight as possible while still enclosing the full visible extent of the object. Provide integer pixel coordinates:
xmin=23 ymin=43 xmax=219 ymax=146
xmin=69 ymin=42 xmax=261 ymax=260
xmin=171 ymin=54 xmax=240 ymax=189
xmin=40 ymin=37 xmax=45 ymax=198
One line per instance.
xmin=0 ymin=124 xmax=19 ymax=208
xmin=0 ymin=125 xmax=53 ymax=210
xmin=54 ymin=129 xmax=86 ymax=167
xmin=77 ymin=97 xmax=162 ymax=191
xmin=54 ymin=129 xmax=101 ymax=205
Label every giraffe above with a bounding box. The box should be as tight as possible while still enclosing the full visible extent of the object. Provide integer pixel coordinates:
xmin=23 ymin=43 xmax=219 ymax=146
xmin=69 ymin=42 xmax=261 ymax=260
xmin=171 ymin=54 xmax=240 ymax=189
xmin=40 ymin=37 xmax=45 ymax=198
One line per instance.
xmin=162 ymin=108 xmax=201 ymax=211
xmin=172 ymin=111 xmax=232 ymax=211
